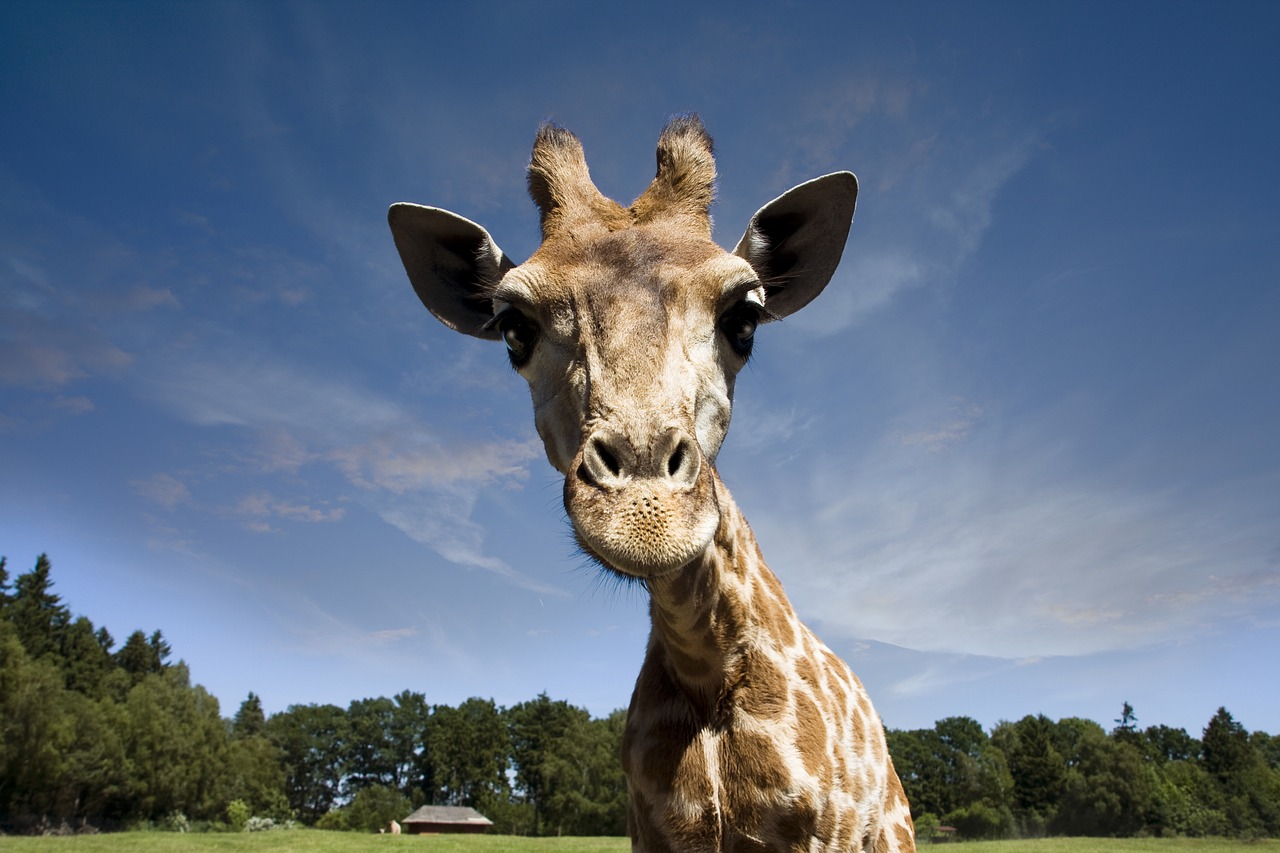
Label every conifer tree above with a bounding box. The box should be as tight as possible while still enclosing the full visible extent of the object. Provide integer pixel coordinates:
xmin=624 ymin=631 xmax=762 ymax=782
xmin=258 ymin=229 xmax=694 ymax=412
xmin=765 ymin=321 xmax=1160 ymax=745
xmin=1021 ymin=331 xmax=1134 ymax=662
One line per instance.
xmin=233 ymin=692 xmax=267 ymax=738
xmin=9 ymin=554 xmax=71 ymax=660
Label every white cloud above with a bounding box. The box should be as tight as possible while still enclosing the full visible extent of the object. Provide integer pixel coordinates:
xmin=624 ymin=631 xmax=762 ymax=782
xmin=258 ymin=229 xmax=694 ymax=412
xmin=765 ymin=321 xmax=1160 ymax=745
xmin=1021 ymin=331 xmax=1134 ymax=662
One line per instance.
xmin=895 ymin=400 xmax=984 ymax=452
xmin=377 ymin=488 xmax=567 ymax=597
xmin=329 ymin=434 xmax=538 ymax=494
xmin=753 ymin=435 xmax=1280 ymax=660
xmin=133 ymin=473 xmax=192 ymax=509
xmin=140 ymin=345 xmax=547 ymax=585
xmin=235 ymin=491 xmax=346 ymax=526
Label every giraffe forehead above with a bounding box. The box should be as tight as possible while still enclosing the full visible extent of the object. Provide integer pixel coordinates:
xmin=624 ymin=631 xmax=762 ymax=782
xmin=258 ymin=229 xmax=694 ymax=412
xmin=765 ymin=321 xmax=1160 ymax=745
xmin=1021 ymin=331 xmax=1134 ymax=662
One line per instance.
xmin=500 ymin=227 xmax=755 ymax=316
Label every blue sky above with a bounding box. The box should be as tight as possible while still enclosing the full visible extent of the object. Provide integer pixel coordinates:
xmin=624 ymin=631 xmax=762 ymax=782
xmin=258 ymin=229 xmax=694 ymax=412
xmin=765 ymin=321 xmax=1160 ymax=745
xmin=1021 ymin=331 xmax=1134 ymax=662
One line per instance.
xmin=2 ymin=1 xmax=1278 ymax=737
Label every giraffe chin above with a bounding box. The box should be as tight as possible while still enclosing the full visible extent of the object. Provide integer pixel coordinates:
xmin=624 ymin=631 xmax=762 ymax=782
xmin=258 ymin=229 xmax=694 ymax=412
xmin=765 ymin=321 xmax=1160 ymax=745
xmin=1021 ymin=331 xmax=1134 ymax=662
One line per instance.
xmin=572 ymin=516 xmax=717 ymax=580
xmin=564 ymin=483 xmax=720 ymax=580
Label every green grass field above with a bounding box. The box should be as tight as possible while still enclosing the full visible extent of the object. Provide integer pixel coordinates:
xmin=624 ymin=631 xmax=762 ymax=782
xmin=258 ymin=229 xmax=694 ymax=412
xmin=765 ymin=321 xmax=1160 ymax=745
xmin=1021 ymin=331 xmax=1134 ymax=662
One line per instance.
xmin=0 ymin=834 xmax=1275 ymax=852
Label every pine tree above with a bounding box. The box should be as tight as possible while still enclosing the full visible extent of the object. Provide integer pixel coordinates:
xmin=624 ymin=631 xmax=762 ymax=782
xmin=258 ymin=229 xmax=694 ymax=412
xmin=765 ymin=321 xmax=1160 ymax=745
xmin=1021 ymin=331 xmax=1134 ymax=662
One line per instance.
xmin=114 ymin=629 xmax=156 ymax=682
xmin=9 ymin=554 xmax=71 ymax=660
xmin=233 ymin=692 xmax=267 ymax=738
xmin=61 ymin=615 xmax=113 ymax=698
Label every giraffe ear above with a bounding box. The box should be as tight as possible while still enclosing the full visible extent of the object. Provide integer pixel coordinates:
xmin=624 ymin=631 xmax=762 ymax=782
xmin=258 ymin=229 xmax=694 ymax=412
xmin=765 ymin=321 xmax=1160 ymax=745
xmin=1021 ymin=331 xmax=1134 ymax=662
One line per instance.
xmin=733 ymin=172 xmax=858 ymax=320
xmin=388 ymin=203 xmax=515 ymax=340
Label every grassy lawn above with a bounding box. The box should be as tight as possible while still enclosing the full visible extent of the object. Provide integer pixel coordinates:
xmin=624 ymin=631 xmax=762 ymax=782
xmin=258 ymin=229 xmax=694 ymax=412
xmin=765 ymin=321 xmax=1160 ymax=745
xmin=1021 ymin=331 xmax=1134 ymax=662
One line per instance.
xmin=0 ymin=835 xmax=1275 ymax=852
xmin=0 ymin=833 xmax=629 ymax=853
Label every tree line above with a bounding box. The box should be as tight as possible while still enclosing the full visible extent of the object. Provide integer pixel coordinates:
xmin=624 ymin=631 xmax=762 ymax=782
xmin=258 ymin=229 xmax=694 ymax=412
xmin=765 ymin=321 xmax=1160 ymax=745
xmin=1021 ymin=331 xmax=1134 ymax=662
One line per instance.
xmin=1 ymin=553 xmax=1277 ymax=838
xmin=889 ymin=701 xmax=1280 ymax=840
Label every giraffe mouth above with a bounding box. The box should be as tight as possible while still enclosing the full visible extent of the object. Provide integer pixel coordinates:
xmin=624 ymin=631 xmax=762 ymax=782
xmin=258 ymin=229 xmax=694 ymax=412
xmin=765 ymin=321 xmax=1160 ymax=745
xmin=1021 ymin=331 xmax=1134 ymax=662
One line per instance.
xmin=563 ymin=432 xmax=720 ymax=578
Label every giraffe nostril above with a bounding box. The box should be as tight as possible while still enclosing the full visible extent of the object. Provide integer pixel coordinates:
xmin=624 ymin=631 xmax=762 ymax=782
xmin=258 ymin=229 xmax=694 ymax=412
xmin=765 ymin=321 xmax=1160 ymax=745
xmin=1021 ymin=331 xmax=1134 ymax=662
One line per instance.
xmin=661 ymin=433 xmax=700 ymax=487
xmin=594 ymin=438 xmax=622 ymax=478
xmin=667 ymin=443 xmax=684 ymax=478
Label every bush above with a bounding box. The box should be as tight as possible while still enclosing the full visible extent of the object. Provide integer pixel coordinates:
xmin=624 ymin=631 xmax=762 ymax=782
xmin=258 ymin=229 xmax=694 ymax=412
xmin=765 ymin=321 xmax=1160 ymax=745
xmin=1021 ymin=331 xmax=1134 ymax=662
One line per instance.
xmin=912 ymin=812 xmax=941 ymax=843
xmin=226 ymin=799 xmax=250 ymax=832
xmin=314 ymin=809 xmax=350 ymax=832
xmin=944 ymin=801 xmax=1013 ymax=840
xmin=161 ymin=811 xmax=189 ymax=833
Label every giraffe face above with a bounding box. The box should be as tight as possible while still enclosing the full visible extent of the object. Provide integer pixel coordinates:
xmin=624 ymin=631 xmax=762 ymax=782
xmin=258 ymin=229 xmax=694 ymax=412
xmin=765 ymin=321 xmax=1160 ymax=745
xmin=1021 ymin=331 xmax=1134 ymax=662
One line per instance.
xmin=493 ymin=227 xmax=764 ymax=578
xmin=389 ymin=115 xmax=857 ymax=580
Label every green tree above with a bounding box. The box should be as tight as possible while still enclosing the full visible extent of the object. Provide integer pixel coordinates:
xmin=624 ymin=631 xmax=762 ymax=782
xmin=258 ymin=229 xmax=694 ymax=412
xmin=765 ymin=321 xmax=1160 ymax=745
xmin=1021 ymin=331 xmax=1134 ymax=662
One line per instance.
xmin=1150 ymin=758 xmax=1230 ymax=836
xmin=992 ymin=714 xmax=1066 ymax=835
xmin=56 ymin=689 xmax=131 ymax=823
xmin=0 ymin=555 xmax=12 ymax=611
xmin=1056 ymin=727 xmax=1152 ymax=836
xmin=345 ymin=696 xmax=398 ymax=795
xmin=541 ymin=708 xmax=627 ymax=836
xmin=1251 ymin=732 xmax=1279 ymax=769
xmin=0 ymin=618 xmax=74 ymax=822
xmin=1144 ymin=724 xmax=1198 ymax=763
xmin=114 ymin=629 xmax=162 ymax=684
xmin=345 ymin=783 xmax=411 ymax=832
xmin=266 ymin=702 xmax=349 ymax=823
xmin=508 ymin=692 xmax=582 ymax=834
xmin=8 ymin=553 xmax=71 ymax=660
xmin=389 ymin=690 xmax=430 ymax=798
xmin=1112 ymin=701 xmax=1140 ymax=746
xmin=233 ymin=692 xmax=267 ymax=739
xmin=122 ymin=664 xmax=229 ymax=821
xmin=60 ymin=615 xmax=113 ymax=698
xmin=223 ymin=730 xmax=291 ymax=820
xmin=428 ymin=697 xmax=511 ymax=810
xmin=1202 ymin=707 xmax=1253 ymax=788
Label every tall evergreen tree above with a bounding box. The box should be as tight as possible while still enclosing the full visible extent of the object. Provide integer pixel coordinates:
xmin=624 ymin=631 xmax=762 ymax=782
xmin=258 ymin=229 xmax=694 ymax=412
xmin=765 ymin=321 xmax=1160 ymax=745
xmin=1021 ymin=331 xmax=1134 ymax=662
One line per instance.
xmin=233 ymin=692 xmax=267 ymax=739
xmin=1112 ymin=701 xmax=1141 ymax=746
xmin=1202 ymin=707 xmax=1253 ymax=789
xmin=8 ymin=553 xmax=71 ymax=660
xmin=147 ymin=630 xmax=172 ymax=669
xmin=114 ymin=629 xmax=164 ymax=683
xmin=61 ymin=615 xmax=113 ymax=698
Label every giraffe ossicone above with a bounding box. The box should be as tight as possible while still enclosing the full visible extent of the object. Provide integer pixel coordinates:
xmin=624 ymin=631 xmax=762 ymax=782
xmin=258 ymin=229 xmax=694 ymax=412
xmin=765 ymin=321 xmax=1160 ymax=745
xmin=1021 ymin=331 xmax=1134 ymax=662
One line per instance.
xmin=390 ymin=115 xmax=915 ymax=852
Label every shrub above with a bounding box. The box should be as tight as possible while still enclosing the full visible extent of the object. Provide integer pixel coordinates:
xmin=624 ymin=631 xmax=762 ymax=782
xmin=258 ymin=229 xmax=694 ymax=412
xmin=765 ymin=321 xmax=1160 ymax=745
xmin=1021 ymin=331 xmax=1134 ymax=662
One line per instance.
xmin=226 ymin=799 xmax=250 ymax=832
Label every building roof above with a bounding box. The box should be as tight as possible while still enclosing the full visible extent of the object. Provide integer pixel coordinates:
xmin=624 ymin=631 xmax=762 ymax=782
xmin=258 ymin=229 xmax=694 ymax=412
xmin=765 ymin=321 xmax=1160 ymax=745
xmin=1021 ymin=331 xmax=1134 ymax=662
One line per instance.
xmin=402 ymin=805 xmax=493 ymax=826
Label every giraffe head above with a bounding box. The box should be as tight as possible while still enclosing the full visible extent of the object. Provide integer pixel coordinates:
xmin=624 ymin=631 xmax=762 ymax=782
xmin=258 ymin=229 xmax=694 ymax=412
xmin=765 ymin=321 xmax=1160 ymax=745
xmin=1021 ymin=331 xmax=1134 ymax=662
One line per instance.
xmin=390 ymin=116 xmax=856 ymax=579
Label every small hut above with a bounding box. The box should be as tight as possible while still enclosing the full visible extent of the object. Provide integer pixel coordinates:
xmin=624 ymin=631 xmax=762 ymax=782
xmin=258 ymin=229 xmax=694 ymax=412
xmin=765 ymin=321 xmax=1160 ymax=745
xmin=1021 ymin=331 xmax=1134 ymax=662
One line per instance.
xmin=400 ymin=805 xmax=493 ymax=835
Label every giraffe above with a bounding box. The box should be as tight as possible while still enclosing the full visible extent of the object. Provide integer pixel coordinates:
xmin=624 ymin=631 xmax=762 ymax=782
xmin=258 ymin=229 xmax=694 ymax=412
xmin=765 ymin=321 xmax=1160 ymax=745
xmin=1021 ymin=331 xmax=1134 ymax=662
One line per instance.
xmin=389 ymin=115 xmax=915 ymax=853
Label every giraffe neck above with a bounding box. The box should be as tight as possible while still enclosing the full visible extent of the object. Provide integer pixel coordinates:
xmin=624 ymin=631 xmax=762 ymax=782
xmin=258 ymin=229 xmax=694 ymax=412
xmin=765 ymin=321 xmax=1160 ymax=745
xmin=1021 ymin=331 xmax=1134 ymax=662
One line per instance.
xmin=644 ymin=473 xmax=800 ymax=711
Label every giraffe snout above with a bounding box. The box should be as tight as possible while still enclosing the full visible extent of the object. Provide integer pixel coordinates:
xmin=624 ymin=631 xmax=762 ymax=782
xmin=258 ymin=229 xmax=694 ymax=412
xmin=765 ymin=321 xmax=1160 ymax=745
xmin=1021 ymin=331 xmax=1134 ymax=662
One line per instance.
xmin=566 ymin=424 xmax=717 ymax=579
xmin=579 ymin=426 xmax=701 ymax=491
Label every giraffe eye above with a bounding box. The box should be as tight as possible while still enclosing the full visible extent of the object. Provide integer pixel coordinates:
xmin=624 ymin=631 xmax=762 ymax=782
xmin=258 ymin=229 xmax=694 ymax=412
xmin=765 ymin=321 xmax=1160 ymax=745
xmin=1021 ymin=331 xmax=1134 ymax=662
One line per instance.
xmin=494 ymin=308 xmax=539 ymax=367
xmin=719 ymin=301 xmax=760 ymax=358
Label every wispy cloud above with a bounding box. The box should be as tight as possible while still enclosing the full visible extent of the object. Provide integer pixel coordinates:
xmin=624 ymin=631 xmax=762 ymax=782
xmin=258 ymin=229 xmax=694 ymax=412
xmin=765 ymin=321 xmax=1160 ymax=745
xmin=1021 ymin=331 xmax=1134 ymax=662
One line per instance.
xmin=138 ymin=344 xmax=547 ymax=587
xmin=896 ymin=400 xmax=984 ymax=452
xmin=235 ymin=491 xmax=346 ymax=528
xmin=133 ymin=473 xmax=192 ymax=509
xmin=756 ymin=439 xmax=1280 ymax=660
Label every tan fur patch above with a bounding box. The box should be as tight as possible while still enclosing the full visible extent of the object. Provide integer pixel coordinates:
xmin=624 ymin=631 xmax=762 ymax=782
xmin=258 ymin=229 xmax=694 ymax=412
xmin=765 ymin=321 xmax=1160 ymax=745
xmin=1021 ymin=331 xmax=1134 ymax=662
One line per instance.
xmin=794 ymin=691 xmax=832 ymax=779
xmin=736 ymin=658 xmax=789 ymax=721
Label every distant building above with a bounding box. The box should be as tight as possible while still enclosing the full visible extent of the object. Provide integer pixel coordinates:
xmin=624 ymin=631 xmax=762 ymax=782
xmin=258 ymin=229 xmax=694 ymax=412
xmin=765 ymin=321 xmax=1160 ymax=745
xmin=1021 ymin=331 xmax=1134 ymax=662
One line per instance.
xmin=400 ymin=805 xmax=494 ymax=834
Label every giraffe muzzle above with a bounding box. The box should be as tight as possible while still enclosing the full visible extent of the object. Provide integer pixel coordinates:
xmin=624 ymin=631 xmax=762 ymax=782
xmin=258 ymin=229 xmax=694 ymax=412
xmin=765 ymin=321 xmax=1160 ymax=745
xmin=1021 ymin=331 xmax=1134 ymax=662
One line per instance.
xmin=566 ymin=425 xmax=717 ymax=578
